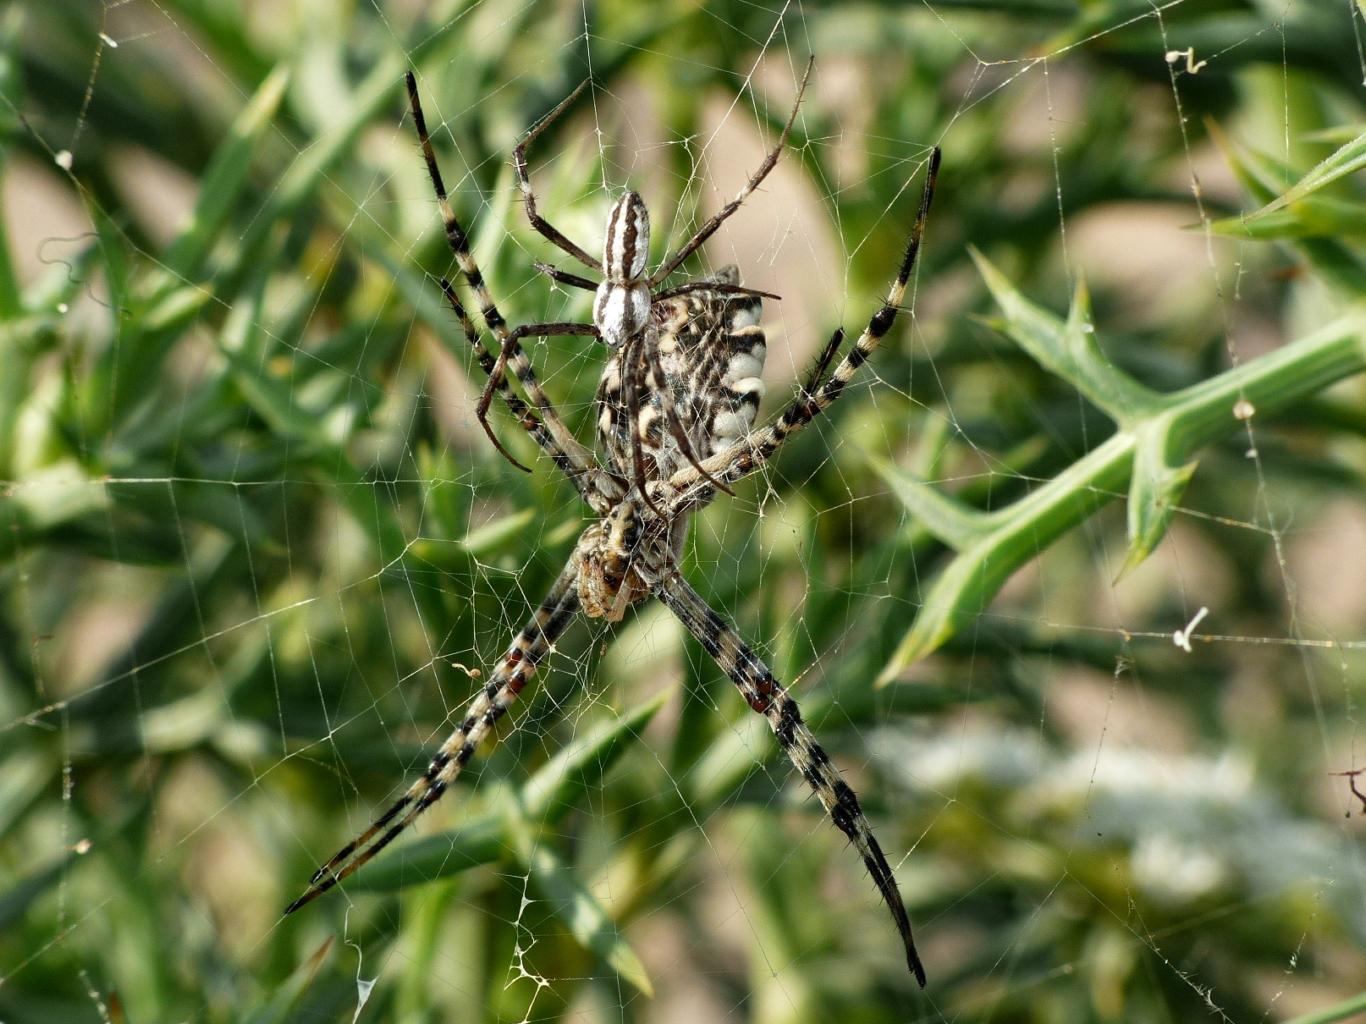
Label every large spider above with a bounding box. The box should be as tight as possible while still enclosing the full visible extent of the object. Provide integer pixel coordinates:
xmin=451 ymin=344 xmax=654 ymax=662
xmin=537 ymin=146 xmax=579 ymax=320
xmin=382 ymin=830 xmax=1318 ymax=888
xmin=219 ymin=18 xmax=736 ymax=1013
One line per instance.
xmin=285 ymin=60 xmax=939 ymax=987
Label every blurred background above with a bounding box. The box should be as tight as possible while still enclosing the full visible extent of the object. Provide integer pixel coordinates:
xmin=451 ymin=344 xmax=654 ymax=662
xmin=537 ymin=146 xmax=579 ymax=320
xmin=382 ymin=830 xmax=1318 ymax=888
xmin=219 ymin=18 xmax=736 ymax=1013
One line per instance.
xmin=2 ymin=1 xmax=1365 ymax=1021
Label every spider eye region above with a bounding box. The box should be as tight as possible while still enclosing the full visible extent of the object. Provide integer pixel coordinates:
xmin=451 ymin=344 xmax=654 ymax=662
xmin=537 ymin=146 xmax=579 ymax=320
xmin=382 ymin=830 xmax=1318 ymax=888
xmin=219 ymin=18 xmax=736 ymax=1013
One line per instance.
xmin=593 ymin=280 xmax=650 ymax=349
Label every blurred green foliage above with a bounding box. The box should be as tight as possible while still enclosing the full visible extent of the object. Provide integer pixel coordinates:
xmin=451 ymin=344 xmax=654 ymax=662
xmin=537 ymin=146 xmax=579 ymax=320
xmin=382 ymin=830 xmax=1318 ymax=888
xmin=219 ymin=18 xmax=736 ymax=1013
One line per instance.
xmin=2 ymin=1 xmax=1365 ymax=1022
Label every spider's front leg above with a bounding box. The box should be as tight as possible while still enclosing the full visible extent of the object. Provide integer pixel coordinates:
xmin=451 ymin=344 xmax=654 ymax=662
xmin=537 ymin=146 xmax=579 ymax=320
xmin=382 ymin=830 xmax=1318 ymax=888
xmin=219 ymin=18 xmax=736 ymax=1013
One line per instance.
xmin=284 ymin=561 xmax=581 ymax=914
xmin=653 ymin=568 xmax=927 ymax=986
xmin=513 ymin=79 xmax=600 ymax=273
xmin=407 ymin=71 xmax=611 ymax=504
xmin=477 ymin=320 xmax=601 ymax=471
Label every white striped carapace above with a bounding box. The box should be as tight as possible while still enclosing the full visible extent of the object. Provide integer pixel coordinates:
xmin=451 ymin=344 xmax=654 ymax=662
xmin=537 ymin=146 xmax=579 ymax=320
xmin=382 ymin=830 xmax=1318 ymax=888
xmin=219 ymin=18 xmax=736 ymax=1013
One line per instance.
xmin=593 ymin=191 xmax=652 ymax=348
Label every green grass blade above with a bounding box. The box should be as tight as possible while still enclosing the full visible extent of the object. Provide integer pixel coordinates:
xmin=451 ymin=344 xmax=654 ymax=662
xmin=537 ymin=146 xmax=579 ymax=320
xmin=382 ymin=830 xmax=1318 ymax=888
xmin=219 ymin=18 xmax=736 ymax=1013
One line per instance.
xmin=521 ymin=687 xmax=672 ymax=819
xmin=0 ymin=855 xmax=76 ymax=933
xmin=1282 ymin=990 xmax=1366 ymax=1024
xmin=0 ymin=750 xmax=51 ymax=836
xmin=870 ymin=454 xmax=994 ymax=552
xmin=162 ymin=66 xmax=290 ymax=281
xmin=0 ymin=8 xmax=21 ymax=318
xmin=344 ymin=815 xmax=507 ymax=893
xmin=216 ymin=281 xmax=330 ymax=448
xmin=1119 ymin=416 xmax=1199 ymax=581
xmin=969 ymin=249 xmax=1159 ymax=424
xmin=457 ymin=509 xmax=537 ymax=559
xmin=1250 ymin=129 xmax=1366 ymax=219
xmin=881 ymin=433 xmax=1134 ymax=677
xmin=242 ymin=938 xmax=335 ymax=1024
xmin=1206 ymin=118 xmax=1366 ymax=293
xmin=1209 ymin=196 xmax=1366 ymax=239
xmin=881 ymin=300 xmax=1366 ymax=667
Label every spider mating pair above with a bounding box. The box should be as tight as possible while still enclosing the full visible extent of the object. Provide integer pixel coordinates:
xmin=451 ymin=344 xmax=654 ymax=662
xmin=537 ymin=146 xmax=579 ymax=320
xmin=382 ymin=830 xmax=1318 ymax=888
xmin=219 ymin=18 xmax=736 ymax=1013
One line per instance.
xmin=285 ymin=58 xmax=939 ymax=987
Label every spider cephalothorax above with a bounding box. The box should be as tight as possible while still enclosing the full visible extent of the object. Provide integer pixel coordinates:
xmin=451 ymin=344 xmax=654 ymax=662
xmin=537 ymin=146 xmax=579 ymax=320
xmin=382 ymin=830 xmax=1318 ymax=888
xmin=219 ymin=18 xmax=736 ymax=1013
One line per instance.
xmin=465 ymin=79 xmax=785 ymax=502
xmin=594 ymin=191 xmax=652 ymax=350
xmin=287 ymin=61 xmax=939 ymax=988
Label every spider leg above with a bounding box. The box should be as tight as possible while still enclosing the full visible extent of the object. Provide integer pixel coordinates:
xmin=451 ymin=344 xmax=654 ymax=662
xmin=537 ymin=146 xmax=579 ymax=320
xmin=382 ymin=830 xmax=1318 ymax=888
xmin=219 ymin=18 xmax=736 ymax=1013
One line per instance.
xmin=653 ymin=281 xmax=781 ymax=303
xmin=440 ymin=282 xmax=604 ymax=485
xmin=439 ymin=281 xmax=537 ymax=471
xmin=477 ymin=321 xmax=601 ymax=470
xmin=647 ymin=56 xmax=814 ymax=288
xmin=534 ymin=264 xmax=780 ymax=307
xmin=654 ymin=569 xmax=926 ymax=986
xmin=662 ymin=147 xmax=940 ymax=514
xmin=800 ymin=326 xmax=845 ymax=398
xmin=285 ymin=560 xmax=581 ymax=915
xmin=407 ymin=72 xmax=611 ymax=508
xmin=534 ymin=261 xmax=599 ymax=292
xmin=514 ymin=80 xmax=602 ymax=273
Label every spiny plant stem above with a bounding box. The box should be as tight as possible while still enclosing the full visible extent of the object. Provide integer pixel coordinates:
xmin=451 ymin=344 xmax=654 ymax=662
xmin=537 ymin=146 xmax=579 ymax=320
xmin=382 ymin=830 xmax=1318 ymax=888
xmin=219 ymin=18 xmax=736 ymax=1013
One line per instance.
xmin=880 ymin=292 xmax=1366 ymax=678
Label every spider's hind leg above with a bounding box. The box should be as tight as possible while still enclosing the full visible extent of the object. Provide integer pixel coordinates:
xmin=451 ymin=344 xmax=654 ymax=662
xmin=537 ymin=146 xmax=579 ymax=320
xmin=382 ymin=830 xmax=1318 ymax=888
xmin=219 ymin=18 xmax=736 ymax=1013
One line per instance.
xmin=284 ymin=560 xmax=581 ymax=914
xmin=407 ymin=71 xmax=610 ymax=506
xmin=654 ymin=569 xmax=927 ymax=986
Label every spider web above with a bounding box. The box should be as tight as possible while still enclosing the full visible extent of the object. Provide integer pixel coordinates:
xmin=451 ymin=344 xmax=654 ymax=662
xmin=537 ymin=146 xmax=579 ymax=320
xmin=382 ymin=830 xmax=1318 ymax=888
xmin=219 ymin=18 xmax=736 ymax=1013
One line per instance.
xmin=3 ymin=1 xmax=1366 ymax=1021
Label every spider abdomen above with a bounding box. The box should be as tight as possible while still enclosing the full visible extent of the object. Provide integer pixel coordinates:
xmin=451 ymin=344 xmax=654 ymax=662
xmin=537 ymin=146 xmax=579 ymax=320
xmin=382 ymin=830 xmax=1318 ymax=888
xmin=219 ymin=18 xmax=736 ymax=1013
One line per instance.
xmin=710 ymin=319 xmax=766 ymax=455
xmin=594 ymin=266 xmax=768 ymax=486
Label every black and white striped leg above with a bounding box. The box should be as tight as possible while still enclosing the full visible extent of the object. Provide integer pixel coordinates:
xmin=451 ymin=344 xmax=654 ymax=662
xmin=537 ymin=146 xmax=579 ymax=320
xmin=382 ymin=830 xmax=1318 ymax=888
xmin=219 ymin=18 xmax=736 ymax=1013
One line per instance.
xmin=439 ymin=282 xmax=598 ymax=486
xmin=653 ymin=281 xmax=782 ymax=303
xmin=533 ymin=261 xmax=599 ymax=292
xmin=531 ymin=263 xmax=781 ymax=306
xmin=406 ymin=72 xmax=610 ymax=507
xmin=477 ymin=321 xmax=600 ymax=470
xmin=285 ymin=562 xmax=582 ymax=914
xmin=655 ymin=571 xmax=927 ymax=986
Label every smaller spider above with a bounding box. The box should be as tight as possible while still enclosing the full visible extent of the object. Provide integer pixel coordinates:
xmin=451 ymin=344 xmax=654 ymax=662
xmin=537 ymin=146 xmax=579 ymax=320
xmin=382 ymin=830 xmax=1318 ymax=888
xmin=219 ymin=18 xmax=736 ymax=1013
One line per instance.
xmin=287 ymin=59 xmax=939 ymax=987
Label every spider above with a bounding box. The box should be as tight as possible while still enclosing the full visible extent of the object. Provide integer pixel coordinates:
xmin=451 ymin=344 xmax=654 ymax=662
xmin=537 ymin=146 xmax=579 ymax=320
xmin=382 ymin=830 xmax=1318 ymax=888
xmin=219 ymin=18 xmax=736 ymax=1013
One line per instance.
xmin=285 ymin=59 xmax=939 ymax=988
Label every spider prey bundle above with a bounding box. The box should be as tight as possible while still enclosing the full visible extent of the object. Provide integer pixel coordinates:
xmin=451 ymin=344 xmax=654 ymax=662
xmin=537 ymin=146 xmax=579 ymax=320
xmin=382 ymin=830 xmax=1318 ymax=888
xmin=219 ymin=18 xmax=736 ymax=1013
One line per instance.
xmin=286 ymin=59 xmax=939 ymax=987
